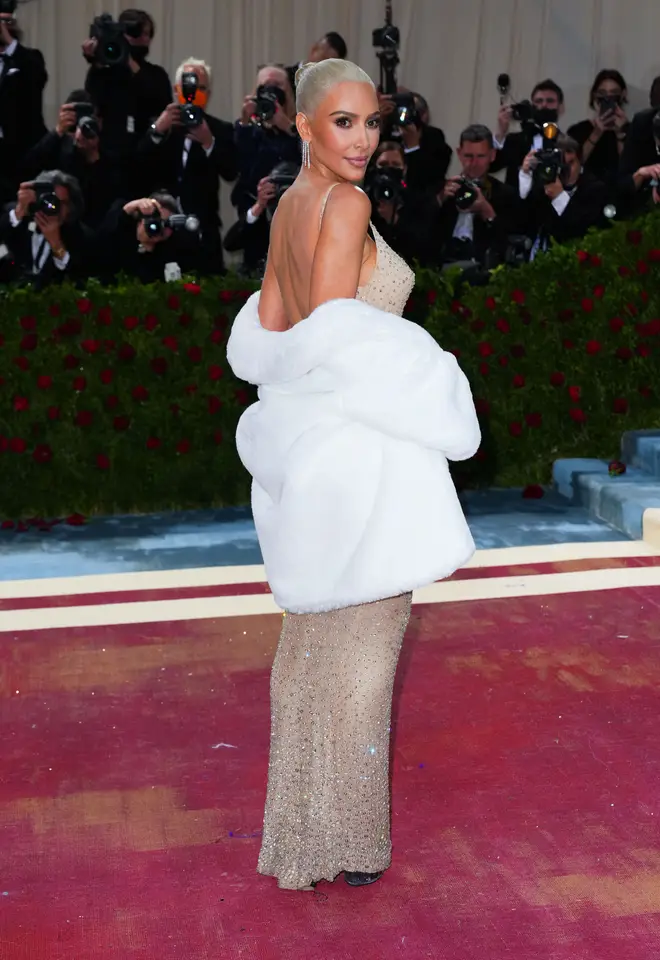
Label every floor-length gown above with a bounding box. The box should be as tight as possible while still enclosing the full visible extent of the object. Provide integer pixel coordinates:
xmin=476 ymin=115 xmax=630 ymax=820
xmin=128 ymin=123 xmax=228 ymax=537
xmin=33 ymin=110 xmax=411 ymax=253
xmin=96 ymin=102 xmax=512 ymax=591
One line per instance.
xmin=257 ymin=215 xmax=417 ymax=890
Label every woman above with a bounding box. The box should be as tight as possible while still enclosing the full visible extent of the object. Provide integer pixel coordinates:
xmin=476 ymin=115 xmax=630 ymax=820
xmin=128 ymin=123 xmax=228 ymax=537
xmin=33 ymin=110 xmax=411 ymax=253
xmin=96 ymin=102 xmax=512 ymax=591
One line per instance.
xmin=568 ymin=69 xmax=629 ymax=186
xmin=227 ymin=59 xmax=480 ymax=891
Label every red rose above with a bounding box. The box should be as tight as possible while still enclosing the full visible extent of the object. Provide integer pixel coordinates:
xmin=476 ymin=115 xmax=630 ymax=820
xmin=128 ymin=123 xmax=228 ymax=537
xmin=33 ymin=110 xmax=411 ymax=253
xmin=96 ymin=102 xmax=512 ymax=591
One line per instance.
xmin=637 ymin=344 xmax=651 ymax=358
xmin=176 ymin=439 xmax=191 ymax=454
xmin=113 ymin=415 xmax=130 ymax=431
xmin=10 ymin=437 xmax=26 ymax=453
xmin=213 ymin=430 xmax=223 ymax=445
xmin=427 ymin=289 xmax=437 ymax=305
xmin=569 ymin=407 xmax=587 ymax=423
xmin=48 ymin=304 xmax=61 ymax=317
xmin=648 ymin=249 xmax=660 ymax=262
xmin=511 ymin=289 xmax=526 ymax=305
xmin=97 ymin=306 xmax=112 ymax=326
xmin=522 ymin=484 xmax=544 ymax=499
xmin=208 ymin=364 xmax=223 ymax=380
xmin=32 ymin=444 xmax=52 ymax=464
xmin=47 ymin=406 xmax=60 ymax=420
xmin=627 ymin=229 xmax=642 ymax=245
xmin=13 ymin=395 xmax=29 ymax=412
xmin=81 ymin=339 xmax=101 ymax=354
xmin=525 ymin=412 xmax=542 ymax=428
xmin=485 ymin=296 xmax=497 ymax=310
xmin=183 ymin=282 xmax=202 ymax=295
xmin=641 ymin=290 xmax=649 ymax=304
xmin=563 ymin=339 xmax=575 ymax=350
xmin=151 ymin=357 xmax=168 ymax=375
xmin=450 ymin=300 xmax=462 ymax=315
xmin=179 ymin=312 xmax=192 ymax=327
xmin=188 ymin=346 xmax=203 ymax=363
xmin=96 ymin=455 xmax=110 ymax=471
xmin=235 ymin=389 xmax=250 ymax=405
xmin=162 ymin=335 xmax=178 ymax=352
xmin=609 ymin=317 xmax=624 ymax=333
xmin=568 ymin=385 xmax=581 ymax=401
xmin=185 ymin=384 xmax=198 ymax=395
xmin=167 ymin=294 xmax=181 ymax=310
xmin=590 ymin=255 xmax=602 ymax=267
xmin=219 ymin=290 xmax=233 ymax=303
xmin=20 ymin=315 xmax=36 ymax=330
xmin=132 ymin=385 xmax=149 ymax=402
xmin=211 ymin=329 xmax=224 ymax=344
xmin=478 ymin=342 xmax=493 ymax=357
xmin=20 ymin=334 xmax=38 ymax=351
xmin=496 ymin=318 xmax=510 ymax=333
xmin=14 ymin=356 xmax=30 ymax=370
xmin=144 ymin=313 xmax=159 ymax=331
xmin=471 ymin=320 xmax=486 ymax=333
xmin=475 ymin=398 xmax=490 ymax=416
xmin=512 ymin=374 xmax=525 ymax=388
xmin=576 ymin=250 xmax=589 ymax=263
xmin=581 ymin=298 xmax=594 ymax=313
xmin=550 ymin=371 xmax=565 ymax=387
xmin=66 ymin=513 xmax=86 ymax=525
xmin=593 ymin=285 xmax=605 ymax=299
xmin=558 ymin=309 xmax=574 ymax=322
xmin=626 ymin=303 xmax=638 ymax=316
xmin=118 ymin=343 xmax=136 ymax=361
xmin=100 ymin=368 xmax=113 ymax=385
xmin=613 ymin=397 xmax=629 ymax=414
xmin=146 ymin=436 xmax=161 ymax=450
xmin=102 ymin=340 xmax=115 ymax=352
xmin=73 ymin=376 xmax=87 ymax=391
xmin=618 ymin=266 xmax=631 ymax=278
xmin=77 ymin=298 xmax=92 ymax=314
xmin=75 ymin=410 xmax=93 ymax=427
xmin=479 ymin=362 xmax=490 ymax=376
xmin=208 ymin=395 xmax=222 ymax=415
xmin=616 ymin=347 xmax=633 ymax=360
xmin=106 ymin=395 xmax=119 ymax=410
xmin=498 ymin=355 xmax=509 ymax=367
xmin=37 ymin=375 xmax=52 ymax=390
xmin=639 ymin=385 xmax=653 ymax=398
xmin=637 ymin=260 xmax=649 ymax=275
xmin=648 ymin=319 xmax=660 ymax=335
xmin=63 ymin=354 xmax=79 ymax=370
xmin=509 ymin=421 xmax=523 ymax=437
xmin=586 ymin=340 xmax=601 ymax=355
xmin=510 ymin=344 xmax=526 ymax=358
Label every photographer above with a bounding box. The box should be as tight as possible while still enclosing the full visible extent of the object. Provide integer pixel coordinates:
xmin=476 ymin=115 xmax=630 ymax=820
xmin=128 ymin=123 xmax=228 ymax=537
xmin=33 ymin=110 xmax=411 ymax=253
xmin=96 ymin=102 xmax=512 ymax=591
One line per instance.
xmin=437 ymin=124 xmax=519 ymax=268
xmin=138 ymin=59 xmax=237 ymax=275
xmin=287 ymin=32 xmax=347 ymax=89
xmin=618 ymin=107 xmax=660 ymax=218
xmin=231 ymin=64 xmax=300 ymax=227
xmin=24 ymin=90 xmax=125 ymax=228
xmin=0 ymin=171 xmax=86 ymax=288
xmin=378 ymin=90 xmax=451 ymax=192
xmin=492 ymin=79 xmax=565 ymax=188
xmin=0 ymin=3 xmax=48 ymax=204
xmin=567 ymin=70 xmax=629 ymax=194
xmin=90 ymin=192 xmax=201 ymax=284
xmin=83 ymin=9 xmax=171 ymax=168
xmin=366 ymin=141 xmax=440 ymax=267
xmin=518 ymin=135 xmax=607 ymax=254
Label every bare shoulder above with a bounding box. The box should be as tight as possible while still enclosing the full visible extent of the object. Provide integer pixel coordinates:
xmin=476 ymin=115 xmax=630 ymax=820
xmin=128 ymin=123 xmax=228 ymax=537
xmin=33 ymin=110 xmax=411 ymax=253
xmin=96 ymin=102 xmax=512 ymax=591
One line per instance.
xmin=323 ymin=183 xmax=371 ymax=225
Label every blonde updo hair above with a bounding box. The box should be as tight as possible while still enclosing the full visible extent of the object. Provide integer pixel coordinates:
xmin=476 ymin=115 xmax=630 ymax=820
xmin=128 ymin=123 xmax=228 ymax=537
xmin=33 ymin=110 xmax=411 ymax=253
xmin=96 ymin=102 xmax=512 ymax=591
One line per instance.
xmin=295 ymin=58 xmax=375 ymax=116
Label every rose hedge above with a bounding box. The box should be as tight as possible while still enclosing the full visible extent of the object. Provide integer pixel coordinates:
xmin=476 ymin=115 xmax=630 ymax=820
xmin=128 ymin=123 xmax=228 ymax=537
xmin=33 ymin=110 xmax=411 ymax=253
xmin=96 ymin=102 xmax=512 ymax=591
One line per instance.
xmin=1 ymin=211 xmax=660 ymax=520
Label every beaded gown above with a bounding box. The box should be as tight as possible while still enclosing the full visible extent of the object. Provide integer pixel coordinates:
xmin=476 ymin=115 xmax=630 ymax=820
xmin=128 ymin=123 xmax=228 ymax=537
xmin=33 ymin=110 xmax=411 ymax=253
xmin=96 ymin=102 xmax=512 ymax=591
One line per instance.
xmin=257 ymin=192 xmax=417 ymax=890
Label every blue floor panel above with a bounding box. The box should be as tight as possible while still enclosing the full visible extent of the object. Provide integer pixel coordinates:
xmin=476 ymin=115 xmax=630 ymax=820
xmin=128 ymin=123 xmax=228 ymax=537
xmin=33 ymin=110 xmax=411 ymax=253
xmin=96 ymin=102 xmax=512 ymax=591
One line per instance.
xmin=0 ymin=490 xmax=628 ymax=583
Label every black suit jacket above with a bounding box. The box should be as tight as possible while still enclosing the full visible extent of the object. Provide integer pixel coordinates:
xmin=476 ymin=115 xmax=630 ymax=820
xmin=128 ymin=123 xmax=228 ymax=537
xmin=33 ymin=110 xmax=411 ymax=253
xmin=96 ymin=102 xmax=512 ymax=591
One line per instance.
xmin=521 ymin=171 xmax=607 ymax=245
xmin=0 ymin=204 xmax=86 ymax=288
xmin=403 ymin=125 xmax=452 ymax=193
xmin=490 ymin=130 xmax=537 ymax=188
xmin=437 ymin=175 xmax=520 ymax=263
xmin=0 ymin=44 xmax=48 ymax=198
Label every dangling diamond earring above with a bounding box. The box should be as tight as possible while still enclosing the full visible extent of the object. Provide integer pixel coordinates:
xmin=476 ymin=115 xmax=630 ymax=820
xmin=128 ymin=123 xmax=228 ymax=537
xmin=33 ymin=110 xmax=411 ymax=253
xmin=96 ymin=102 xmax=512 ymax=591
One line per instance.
xmin=302 ymin=140 xmax=311 ymax=169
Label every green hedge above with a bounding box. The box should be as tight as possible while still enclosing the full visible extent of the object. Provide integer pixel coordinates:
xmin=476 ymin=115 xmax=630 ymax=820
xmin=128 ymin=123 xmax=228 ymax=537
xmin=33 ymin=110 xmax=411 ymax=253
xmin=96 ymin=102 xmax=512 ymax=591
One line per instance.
xmin=1 ymin=212 xmax=659 ymax=520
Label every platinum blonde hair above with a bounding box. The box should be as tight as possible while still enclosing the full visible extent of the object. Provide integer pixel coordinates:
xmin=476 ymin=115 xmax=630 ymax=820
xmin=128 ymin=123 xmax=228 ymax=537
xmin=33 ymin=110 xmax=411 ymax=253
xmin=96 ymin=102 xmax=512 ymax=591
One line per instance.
xmin=295 ymin=58 xmax=375 ymax=116
xmin=175 ymin=58 xmax=212 ymax=88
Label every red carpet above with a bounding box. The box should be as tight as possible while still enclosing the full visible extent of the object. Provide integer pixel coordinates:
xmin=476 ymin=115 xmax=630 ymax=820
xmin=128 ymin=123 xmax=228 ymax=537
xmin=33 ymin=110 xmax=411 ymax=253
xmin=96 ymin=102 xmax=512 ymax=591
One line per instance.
xmin=2 ymin=571 xmax=660 ymax=958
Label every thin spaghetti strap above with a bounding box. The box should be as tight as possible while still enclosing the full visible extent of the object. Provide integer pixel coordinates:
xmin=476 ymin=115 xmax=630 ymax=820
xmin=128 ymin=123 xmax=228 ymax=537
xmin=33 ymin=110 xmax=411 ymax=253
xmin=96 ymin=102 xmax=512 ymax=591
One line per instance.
xmin=318 ymin=182 xmax=340 ymax=230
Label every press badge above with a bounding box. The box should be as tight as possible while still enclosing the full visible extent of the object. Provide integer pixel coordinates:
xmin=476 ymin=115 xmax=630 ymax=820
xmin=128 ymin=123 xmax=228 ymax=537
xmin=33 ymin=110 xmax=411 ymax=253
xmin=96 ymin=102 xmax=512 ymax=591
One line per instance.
xmin=127 ymin=115 xmax=135 ymax=133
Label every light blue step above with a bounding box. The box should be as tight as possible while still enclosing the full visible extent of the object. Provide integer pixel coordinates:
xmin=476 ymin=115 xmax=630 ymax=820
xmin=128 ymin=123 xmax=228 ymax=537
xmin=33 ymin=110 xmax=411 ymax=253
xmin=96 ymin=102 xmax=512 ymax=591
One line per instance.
xmin=621 ymin=429 xmax=660 ymax=479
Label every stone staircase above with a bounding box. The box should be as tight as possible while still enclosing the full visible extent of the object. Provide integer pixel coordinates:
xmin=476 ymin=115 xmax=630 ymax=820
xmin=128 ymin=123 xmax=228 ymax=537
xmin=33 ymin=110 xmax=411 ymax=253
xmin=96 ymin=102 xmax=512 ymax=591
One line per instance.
xmin=553 ymin=430 xmax=660 ymax=546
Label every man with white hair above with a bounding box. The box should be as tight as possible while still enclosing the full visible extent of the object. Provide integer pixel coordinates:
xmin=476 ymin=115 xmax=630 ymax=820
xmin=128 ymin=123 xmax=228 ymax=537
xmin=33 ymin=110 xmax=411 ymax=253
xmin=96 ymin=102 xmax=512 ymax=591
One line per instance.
xmin=138 ymin=57 xmax=237 ymax=274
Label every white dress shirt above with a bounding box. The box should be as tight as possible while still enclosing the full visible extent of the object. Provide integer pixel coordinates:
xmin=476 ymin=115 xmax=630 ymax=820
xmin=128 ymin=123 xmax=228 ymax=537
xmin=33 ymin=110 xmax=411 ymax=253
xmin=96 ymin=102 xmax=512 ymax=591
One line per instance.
xmin=8 ymin=207 xmax=70 ymax=273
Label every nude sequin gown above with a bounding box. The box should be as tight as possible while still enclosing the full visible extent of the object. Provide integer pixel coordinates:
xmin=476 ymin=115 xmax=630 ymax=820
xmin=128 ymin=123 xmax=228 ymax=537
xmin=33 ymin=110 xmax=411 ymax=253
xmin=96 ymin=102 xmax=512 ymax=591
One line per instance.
xmin=257 ymin=204 xmax=417 ymax=890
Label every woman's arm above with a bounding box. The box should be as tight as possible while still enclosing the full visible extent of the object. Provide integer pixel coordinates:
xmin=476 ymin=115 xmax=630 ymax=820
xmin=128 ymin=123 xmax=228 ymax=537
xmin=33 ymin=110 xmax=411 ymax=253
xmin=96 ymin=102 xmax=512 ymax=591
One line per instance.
xmin=309 ymin=184 xmax=371 ymax=312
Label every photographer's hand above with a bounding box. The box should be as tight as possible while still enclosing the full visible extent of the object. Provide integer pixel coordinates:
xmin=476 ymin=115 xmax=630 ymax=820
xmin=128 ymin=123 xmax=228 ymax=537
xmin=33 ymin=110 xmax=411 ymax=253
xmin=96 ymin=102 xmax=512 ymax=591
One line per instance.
xmin=81 ymin=38 xmax=98 ymax=62
xmin=35 ymin=212 xmax=64 ymax=252
xmin=521 ymin=150 xmax=537 ymax=176
xmin=123 ymin=198 xmax=158 ymax=217
xmin=496 ymin=104 xmax=512 ymax=141
xmin=634 ymin=163 xmax=660 ymax=190
xmin=56 ymin=104 xmax=77 ymax=138
xmin=250 ymin=178 xmax=277 ymax=219
xmin=188 ymin=119 xmax=214 ymax=150
xmin=544 ymin=177 xmax=565 ymax=200
xmin=438 ymin=177 xmax=461 ymax=205
xmin=378 ymin=94 xmax=396 ymax=119
xmin=472 ymin=188 xmax=495 ymax=220
xmin=269 ymin=105 xmax=295 ymax=134
xmin=240 ymin=96 xmax=257 ymax=126
xmin=15 ymin=184 xmax=36 ymax=221
xmin=154 ymin=103 xmax=180 ymax=136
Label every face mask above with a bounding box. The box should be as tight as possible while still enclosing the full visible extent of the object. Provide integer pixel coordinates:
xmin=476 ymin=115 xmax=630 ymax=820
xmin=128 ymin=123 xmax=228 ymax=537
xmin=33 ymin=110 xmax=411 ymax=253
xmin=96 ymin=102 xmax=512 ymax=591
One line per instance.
xmin=130 ymin=45 xmax=149 ymax=63
xmin=377 ymin=165 xmax=404 ymax=183
xmin=534 ymin=107 xmax=559 ymax=125
xmin=177 ymin=86 xmax=208 ymax=110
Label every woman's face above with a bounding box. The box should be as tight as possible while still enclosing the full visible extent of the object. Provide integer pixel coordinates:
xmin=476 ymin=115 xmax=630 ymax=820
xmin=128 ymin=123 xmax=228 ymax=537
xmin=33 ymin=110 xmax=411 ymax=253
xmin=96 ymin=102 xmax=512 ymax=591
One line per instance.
xmin=303 ymin=81 xmax=381 ymax=183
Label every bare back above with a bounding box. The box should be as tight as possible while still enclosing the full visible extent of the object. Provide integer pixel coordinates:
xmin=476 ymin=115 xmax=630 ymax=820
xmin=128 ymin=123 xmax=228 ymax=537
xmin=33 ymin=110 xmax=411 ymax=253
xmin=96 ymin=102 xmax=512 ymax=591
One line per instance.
xmin=258 ymin=177 xmax=377 ymax=331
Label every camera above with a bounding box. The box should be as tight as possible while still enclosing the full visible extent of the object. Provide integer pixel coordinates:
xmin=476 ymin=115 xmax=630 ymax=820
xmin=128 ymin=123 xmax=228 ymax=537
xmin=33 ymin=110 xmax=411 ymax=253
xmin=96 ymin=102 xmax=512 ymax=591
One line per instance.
xmin=71 ymin=103 xmax=100 ymax=140
xmin=366 ymin=165 xmax=405 ymax=205
xmin=140 ymin=208 xmax=200 ymax=239
xmin=454 ymin=176 xmax=481 ymax=211
xmin=373 ymin=2 xmax=399 ymax=95
xmin=532 ymin=123 xmax=563 ymax=186
xmin=89 ymin=13 xmax=129 ymax=68
xmin=391 ymin=93 xmax=418 ymax=127
xmin=28 ymin=179 xmax=61 ymax=219
xmin=178 ymin=72 xmax=204 ymax=129
xmin=0 ymin=0 xmax=16 ymax=15
xmin=265 ymin=161 xmax=300 ymax=219
xmin=253 ymin=84 xmax=286 ymax=125
xmin=596 ymin=95 xmax=621 ymax=116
